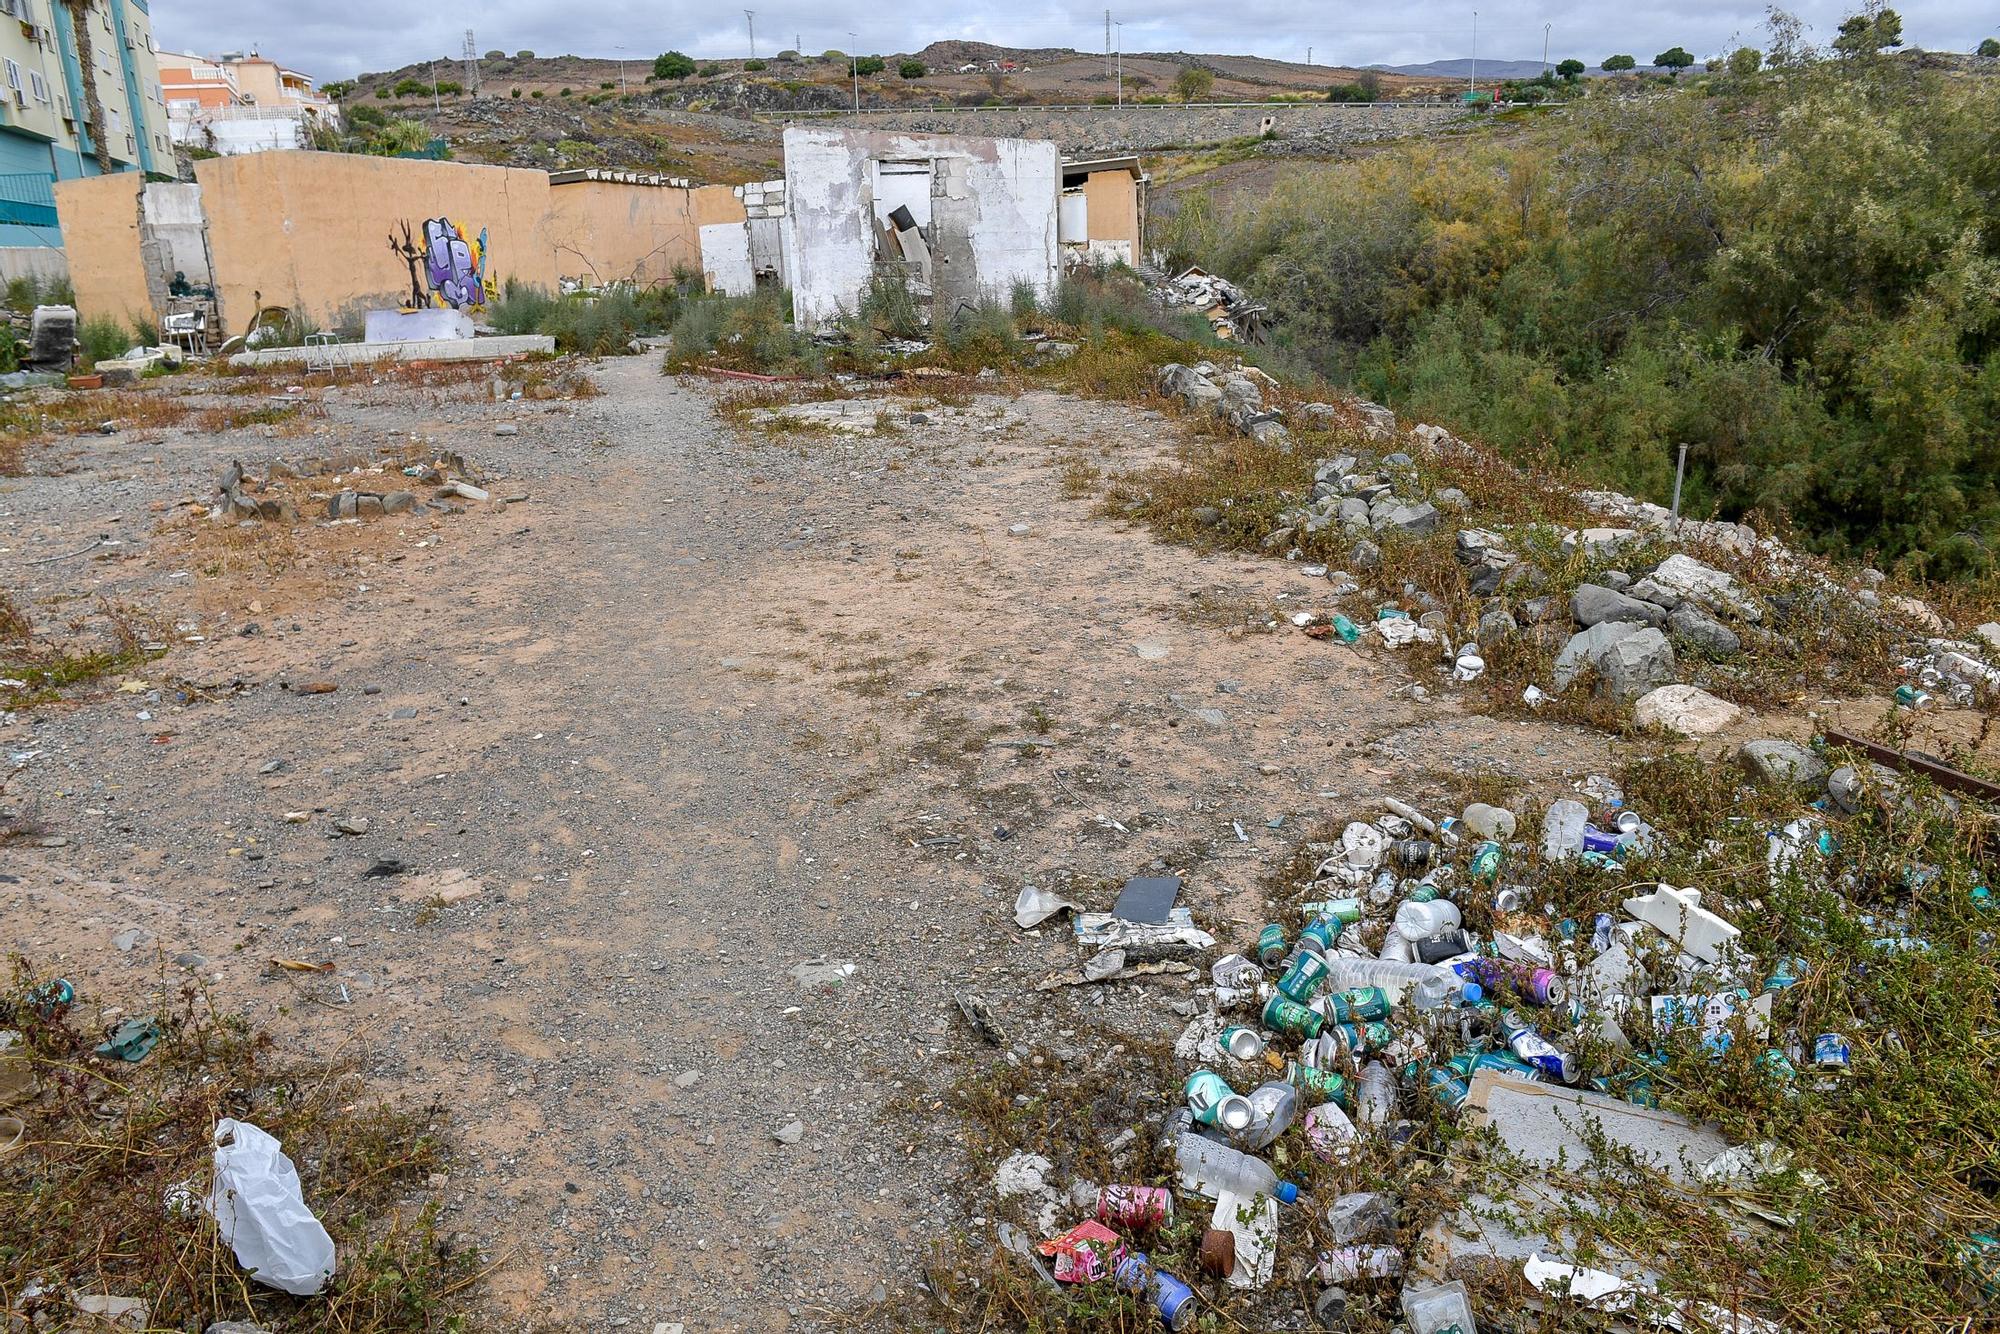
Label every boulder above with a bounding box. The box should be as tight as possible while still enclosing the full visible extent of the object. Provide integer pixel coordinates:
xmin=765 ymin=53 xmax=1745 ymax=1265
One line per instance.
xmin=1599 ymin=630 xmax=1677 ymax=705
xmin=1667 ymin=602 xmax=1741 ymax=657
xmin=1632 ymin=684 xmax=1740 ymax=735
xmin=1883 ymin=593 xmax=1946 ymax=635
xmin=1562 ymin=527 xmax=1638 ymax=558
xmin=1382 ymin=502 xmax=1440 ymax=536
xmin=1738 ymin=739 xmax=1828 ymax=791
xmin=1476 ymin=608 xmax=1519 ymax=646
xmin=1551 ymin=620 xmax=1646 ymax=692
xmin=1350 ymin=539 xmax=1381 ymax=571
xmin=1353 ymin=400 xmax=1397 ymax=441
xmin=1572 ymin=583 xmax=1667 ymax=629
xmin=1648 ymin=554 xmax=1760 ymax=623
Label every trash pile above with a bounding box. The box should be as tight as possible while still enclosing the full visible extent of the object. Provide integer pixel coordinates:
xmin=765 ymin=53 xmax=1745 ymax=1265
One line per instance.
xmin=1157 ymin=268 xmax=1269 ymax=343
xmin=212 ymin=446 xmax=495 ymax=524
xmin=991 ymin=748 xmax=1999 ymax=1330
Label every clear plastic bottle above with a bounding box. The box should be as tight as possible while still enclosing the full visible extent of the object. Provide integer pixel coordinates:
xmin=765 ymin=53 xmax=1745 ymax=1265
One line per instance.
xmin=1175 ymin=1132 xmax=1300 ymax=1203
xmin=1322 ymin=956 xmax=1468 ymax=1011
xmin=1232 ymin=1080 xmax=1298 ymax=1151
xmin=1394 ymin=898 xmax=1462 ymax=939
xmin=1356 ymin=1061 xmax=1396 ymax=1126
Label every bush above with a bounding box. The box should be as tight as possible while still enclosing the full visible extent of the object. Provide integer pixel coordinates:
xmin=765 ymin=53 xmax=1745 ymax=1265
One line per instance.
xmin=600 ymin=81 xmax=615 ymax=90
xmin=77 ymin=316 xmax=133 ymax=365
xmin=375 ymin=87 xmax=391 ymax=99
xmin=667 ymin=291 xmax=820 ymax=373
xmin=559 ymin=87 xmax=571 ymax=97
xmin=530 ymin=89 xmax=545 ymax=99
xmin=434 ymin=80 xmax=462 ymax=96
xmin=855 ymin=55 xmax=886 ymax=77
xmin=516 ymin=50 xmax=535 ymax=59
xmin=485 ymin=281 xmax=557 ymax=337
xmin=699 ymin=63 xmax=722 ymax=77
xmin=775 ymin=50 xmax=800 ymax=62
xmin=653 ymin=50 xmax=696 ymax=80
xmin=744 ymin=59 xmax=766 ymax=72
xmin=511 ymin=87 xmax=522 ymax=98
xmin=1978 ymin=37 xmax=1999 ymax=57
xmin=1172 ymin=66 xmax=1215 ymax=102
xmin=391 ymin=78 xmax=432 ymax=98
xmin=856 ymin=271 xmax=922 ymax=339
xmin=485 ymin=50 xmax=505 ymax=61
xmin=899 ymin=60 xmax=926 ymax=79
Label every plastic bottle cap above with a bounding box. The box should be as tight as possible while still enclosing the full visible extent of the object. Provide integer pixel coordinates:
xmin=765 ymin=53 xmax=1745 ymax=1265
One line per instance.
xmin=1275 ymin=1181 xmax=1300 ymax=1204
xmin=1461 ymin=983 xmax=1484 ymax=1004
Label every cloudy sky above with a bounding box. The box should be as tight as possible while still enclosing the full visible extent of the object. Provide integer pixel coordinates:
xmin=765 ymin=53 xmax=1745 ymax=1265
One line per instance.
xmin=150 ymin=2 xmax=1998 ymax=80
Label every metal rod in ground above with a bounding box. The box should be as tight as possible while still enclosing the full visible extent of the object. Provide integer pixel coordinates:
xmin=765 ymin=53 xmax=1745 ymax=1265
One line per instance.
xmin=1671 ymin=442 xmax=1689 ymax=524
xmin=1823 ymin=728 xmax=2000 ymax=803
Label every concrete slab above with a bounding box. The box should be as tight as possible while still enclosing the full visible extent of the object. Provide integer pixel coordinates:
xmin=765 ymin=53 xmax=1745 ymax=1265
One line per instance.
xmin=228 ymin=336 xmax=555 ymax=369
xmin=364 ymin=308 xmax=475 ymax=343
xmin=1465 ymin=1071 xmax=1731 ymax=1184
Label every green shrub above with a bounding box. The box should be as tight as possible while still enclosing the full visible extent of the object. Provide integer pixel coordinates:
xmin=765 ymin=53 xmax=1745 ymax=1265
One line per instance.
xmin=530 ymin=89 xmax=544 ymax=99
xmin=559 ymin=87 xmax=571 ymax=97
xmin=699 ymin=63 xmax=722 ymax=77
xmin=511 ymin=87 xmax=522 ymax=98
xmin=744 ymin=59 xmax=766 ymax=73
xmin=77 ymin=316 xmax=133 ymax=365
xmin=898 ymin=60 xmax=926 ymax=79
xmin=375 ymin=87 xmax=391 ymax=99
xmin=855 ymin=56 xmax=885 ymax=77
xmin=653 ymin=50 xmax=696 ymax=80
xmin=600 ymin=81 xmax=615 ymax=90
xmin=857 ymin=271 xmax=922 ymax=339
xmin=667 ymin=291 xmax=819 ymax=373
xmin=486 ymin=281 xmax=558 ymax=337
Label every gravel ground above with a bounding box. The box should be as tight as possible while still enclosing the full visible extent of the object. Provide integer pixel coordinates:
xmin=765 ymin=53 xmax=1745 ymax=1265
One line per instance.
xmin=1 ymin=354 xmax=1625 ymax=1330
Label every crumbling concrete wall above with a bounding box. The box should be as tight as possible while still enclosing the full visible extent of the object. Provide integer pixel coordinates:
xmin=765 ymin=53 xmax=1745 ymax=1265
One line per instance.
xmin=52 ymin=173 xmax=153 ymax=327
xmin=139 ymin=184 xmax=213 ymax=314
xmin=1080 ymin=169 xmax=1139 ymax=265
xmin=780 ymin=126 xmax=1059 ymax=329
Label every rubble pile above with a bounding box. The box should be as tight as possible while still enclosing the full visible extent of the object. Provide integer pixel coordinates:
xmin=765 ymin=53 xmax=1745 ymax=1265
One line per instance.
xmin=1158 ymin=268 xmax=1268 ymax=343
xmin=212 ymin=447 xmax=493 ymax=525
xmin=996 ymin=750 xmax=1998 ymax=1329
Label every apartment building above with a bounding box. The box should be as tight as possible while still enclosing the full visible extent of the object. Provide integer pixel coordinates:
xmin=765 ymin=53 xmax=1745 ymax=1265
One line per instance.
xmin=0 ymin=0 xmax=170 ymax=276
xmin=158 ymin=48 xmax=339 ymax=155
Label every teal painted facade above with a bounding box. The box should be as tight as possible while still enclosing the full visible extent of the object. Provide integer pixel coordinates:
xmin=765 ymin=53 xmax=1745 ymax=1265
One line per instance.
xmin=106 ymin=0 xmax=154 ymax=174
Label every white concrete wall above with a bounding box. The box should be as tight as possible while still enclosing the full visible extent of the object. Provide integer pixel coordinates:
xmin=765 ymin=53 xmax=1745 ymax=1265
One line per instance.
xmin=0 ymin=246 xmax=68 ymax=287
xmin=140 ymin=183 xmax=213 ymax=290
xmin=698 ymin=223 xmax=755 ymax=297
xmin=780 ymin=126 xmax=1059 ymax=329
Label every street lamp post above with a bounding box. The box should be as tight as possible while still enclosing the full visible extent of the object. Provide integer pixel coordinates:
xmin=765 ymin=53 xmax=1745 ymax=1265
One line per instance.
xmin=1470 ymin=10 xmax=1478 ymax=94
xmin=848 ymin=32 xmax=860 ymax=112
xmin=1541 ymin=23 xmax=1551 ymax=79
xmin=1114 ymin=21 xmax=1123 ymax=107
xmin=615 ymin=44 xmax=627 ymax=93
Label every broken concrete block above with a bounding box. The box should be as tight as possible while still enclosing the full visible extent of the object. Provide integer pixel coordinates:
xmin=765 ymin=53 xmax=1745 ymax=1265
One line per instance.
xmin=382 ymin=491 xmax=416 ymax=515
xmin=1598 ymin=628 xmax=1677 ymax=704
xmin=1739 ymin=739 xmax=1828 ymax=791
xmin=1621 ymin=883 xmax=1740 ymax=965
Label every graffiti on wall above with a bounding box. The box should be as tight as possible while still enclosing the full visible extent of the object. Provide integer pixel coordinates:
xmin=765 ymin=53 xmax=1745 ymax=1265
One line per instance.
xmin=388 ymin=217 xmax=490 ymax=312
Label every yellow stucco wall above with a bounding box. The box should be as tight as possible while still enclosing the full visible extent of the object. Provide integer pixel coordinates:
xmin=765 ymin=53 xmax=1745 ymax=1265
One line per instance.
xmin=543 ymin=181 xmax=740 ymax=288
xmin=193 ymin=152 xmax=559 ymax=336
xmin=53 ymin=172 xmax=153 ymax=328
xmin=1082 ymin=170 xmax=1141 ymax=260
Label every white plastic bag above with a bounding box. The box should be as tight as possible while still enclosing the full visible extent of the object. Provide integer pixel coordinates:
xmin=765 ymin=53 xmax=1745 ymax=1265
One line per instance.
xmin=205 ymin=1118 xmax=336 ymax=1295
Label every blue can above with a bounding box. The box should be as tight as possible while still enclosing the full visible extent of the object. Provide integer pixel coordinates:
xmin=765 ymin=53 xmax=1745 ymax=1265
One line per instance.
xmin=1812 ymin=1033 xmax=1851 ymax=1070
xmin=1115 ymin=1253 xmax=1197 ymax=1330
xmin=1581 ymin=826 xmax=1621 ymax=854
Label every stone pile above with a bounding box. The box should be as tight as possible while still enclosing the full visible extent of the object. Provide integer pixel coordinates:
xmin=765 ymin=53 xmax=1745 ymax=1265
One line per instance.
xmin=213 ymin=447 xmax=490 ymax=525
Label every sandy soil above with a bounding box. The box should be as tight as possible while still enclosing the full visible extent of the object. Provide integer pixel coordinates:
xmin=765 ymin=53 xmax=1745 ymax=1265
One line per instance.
xmin=6 ymin=353 xmax=1936 ymax=1330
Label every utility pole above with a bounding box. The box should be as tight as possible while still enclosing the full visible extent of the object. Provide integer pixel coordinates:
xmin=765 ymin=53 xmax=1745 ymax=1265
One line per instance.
xmin=1541 ymin=23 xmax=1550 ymax=78
xmin=1115 ymin=22 xmax=1124 ymax=106
xmin=745 ymin=10 xmax=756 ymax=60
xmin=1307 ymin=46 xmax=1312 ymax=65
xmin=848 ymin=32 xmax=860 ymax=111
xmin=1105 ymin=10 xmax=1112 ymax=76
xmin=1470 ymin=9 xmax=1478 ymax=93
xmin=615 ymin=44 xmax=627 ymax=92
xmin=432 ymin=59 xmax=442 ymax=110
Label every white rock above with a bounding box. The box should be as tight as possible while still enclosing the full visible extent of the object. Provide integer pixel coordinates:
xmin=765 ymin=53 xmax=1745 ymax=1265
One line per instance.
xmin=1632 ymin=684 xmax=1742 ymax=736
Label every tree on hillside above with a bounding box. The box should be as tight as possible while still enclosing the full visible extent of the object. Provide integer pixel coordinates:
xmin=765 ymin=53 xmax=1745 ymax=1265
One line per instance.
xmin=1556 ymin=58 xmax=1586 ymax=80
xmin=1834 ymin=7 xmax=1904 ymax=56
xmin=1173 ymin=66 xmax=1215 ymax=102
xmin=1980 ymin=38 xmax=2000 ymax=57
xmin=653 ymin=50 xmax=696 ymax=80
xmin=1654 ymin=46 xmax=1696 ymax=74
xmin=855 ymin=55 xmax=886 ymax=76
xmin=899 ymin=60 xmax=926 ymax=79
xmin=1602 ymin=54 xmax=1637 ymax=71
xmin=1728 ymin=46 xmax=1763 ymax=75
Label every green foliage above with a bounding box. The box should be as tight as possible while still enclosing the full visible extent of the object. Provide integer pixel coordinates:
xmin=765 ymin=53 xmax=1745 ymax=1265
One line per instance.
xmin=434 ymin=79 xmax=462 ymax=95
xmin=1170 ymin=43 xmax=2000 ymax=579
xmin=559 ymin=87 xmax=572 ymax=97
xmin=898 ymin=60 xmax=926 ymax=79
xmin=530 ymin=89 xmax=545 ymax=99
xmin=516 ymin=50 xmax=535 ymax=59
xmin=1556 ymin=57 xmax=1586 ymax=79
xmin=1835 ymin=7 xmax=1903 ymax=55
xmin=374 ymin=86 xmax=392 ymax=99
xmin=1729 ymin=45 xmax=1764 ymax=75
xmin=1172 ymin=66 xmax=1215 ymax=102
xmin=854 ymin=55 xmax=886 ymax=77
xmin=485 ymin=50 xmax=505 ymax=61
xmin=183 ymin=145 xmax=219 ymax=161
xmin=775 ymin=50 xmax=800 ymax=62
xmin=1654 ymin=46 xmax=1695 ymax=71
xmin=511 ymin=87 xmax=522 ymax=98
xmin=369 ymin=120 xmax=433 ymax=155
xmin=347 ymin=102 xmax=388 ymax=128
xmin=600 ymin=81 xmax=615 ymax=90
xmin=744 ymin=59 xmax=766 ymax=72
xmin=666 ymin=290 xmax=821 ymax=374
xmin=699 ymin=63 xmax=722 ymax=77
xmin=1327 ymin=70 xmax=1382 ymax=103
xmin=1979 ymin=37 xmax=2000 ymax=57
xmin=321 ymin=80 xmax=355 ymax=100
xmin=1602 ymin=53 xmax=1637 ymax=71
xmin=653 ymin=50 xmax=696 ymax=80
xmin=821 ymin=49 xmax=846 ymax=61
xmin=391 ymin=78 xmax=433 ymax=98
xmin=77 ymin=317 xmax=132 ymax=365
xmin=856 ymin=271 xmax=922 ymax=339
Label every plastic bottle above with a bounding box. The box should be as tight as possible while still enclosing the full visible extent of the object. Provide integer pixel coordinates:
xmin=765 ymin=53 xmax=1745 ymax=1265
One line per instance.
xmin=1232 ymin=1080 xmax=1298 ymax=1151
xmin=1322 ymin=956 xmax=1470 ymax=1011
xmin=1394 ymin=898 xmax=1462 ymax=939
xmin=1356 ymin=1061 xmax=1396 ymax=1126
xmin=1175 ymin=1132 xmax=1300 ymax=1204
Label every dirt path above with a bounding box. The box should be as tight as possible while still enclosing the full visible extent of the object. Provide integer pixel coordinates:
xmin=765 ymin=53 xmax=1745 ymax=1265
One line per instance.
xmin=2 ymin=355 xmax=1618 ymax=1329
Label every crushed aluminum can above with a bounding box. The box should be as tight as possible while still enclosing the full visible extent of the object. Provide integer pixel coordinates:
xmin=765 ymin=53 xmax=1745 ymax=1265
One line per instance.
xmin=1256 ymin=923 xmax=1288 ymax=969
xmin=1813 ymin=1033 xmax=1851 ymax=1070
xmin=1220 ymin=1026 xmax=1267 ymax=1062
xmin=1115 ymin=1253 xmax=1197 ymax=1331
xmin=1098 ymin=1184 xmax=1174 ymax=1230
xmin=1185 ymin=1070 xmax=1255 ymax=1131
